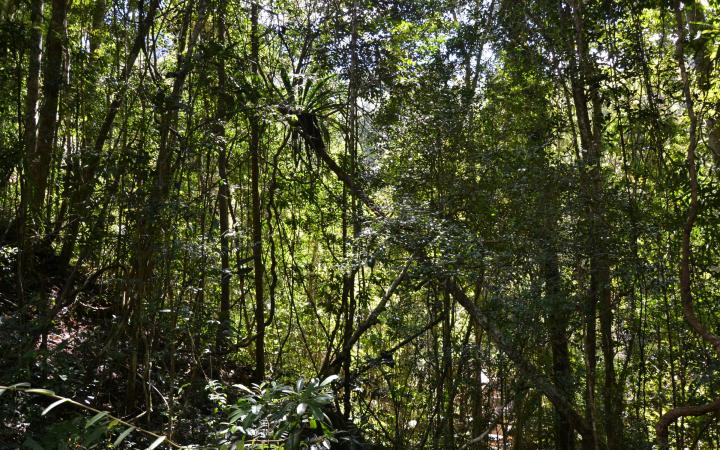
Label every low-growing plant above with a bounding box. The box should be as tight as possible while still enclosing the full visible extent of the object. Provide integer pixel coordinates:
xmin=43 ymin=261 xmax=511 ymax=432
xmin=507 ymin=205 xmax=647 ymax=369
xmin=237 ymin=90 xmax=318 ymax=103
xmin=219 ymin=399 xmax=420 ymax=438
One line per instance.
xmin=0 ymin=383 xmax=179 ymax=449
xmin=2 ymin=376 xmax=340 ymax=450
xmin=210 ymin=375 xmax=339 ymax=450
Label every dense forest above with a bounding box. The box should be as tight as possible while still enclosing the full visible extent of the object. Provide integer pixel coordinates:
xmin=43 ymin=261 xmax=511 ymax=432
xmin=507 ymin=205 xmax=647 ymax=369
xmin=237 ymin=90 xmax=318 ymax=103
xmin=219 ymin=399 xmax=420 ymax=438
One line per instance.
xmin=1 ymin=0 xmax=720 ymax=448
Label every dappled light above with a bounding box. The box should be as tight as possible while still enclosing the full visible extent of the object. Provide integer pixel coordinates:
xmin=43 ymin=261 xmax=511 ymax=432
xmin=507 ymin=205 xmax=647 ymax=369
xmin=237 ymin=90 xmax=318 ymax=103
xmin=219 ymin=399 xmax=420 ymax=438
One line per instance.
xmin=2 ymin=0 xmax=720 ymax=448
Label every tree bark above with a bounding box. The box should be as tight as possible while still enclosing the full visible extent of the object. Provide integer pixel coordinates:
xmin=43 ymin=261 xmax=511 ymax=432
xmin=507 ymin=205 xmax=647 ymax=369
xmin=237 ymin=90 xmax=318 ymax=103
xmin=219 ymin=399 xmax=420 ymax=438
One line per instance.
xmin=22 ymin=0 xmax=67 ymax=355
xmin=214 ymin=1 xmax=232 ymax=357
xmin=21 ymin=0 xmax=42 ymax=175
xmin=441 ymin=284 xmax=456 ymax=449
xmin=250 ymin=1 xmax=266 ymax=383
xmin=25 ymin=0 xmax=67 ymax=235
xmin=18 ymin=0 xmax=43 ymax=301
xmin=341 ymin=0 xmax=360 ymax=418
xmin=566 ymin=1 xmax=621 ymax=447
xmin=542 ymin=224 xmax=575 ymax=450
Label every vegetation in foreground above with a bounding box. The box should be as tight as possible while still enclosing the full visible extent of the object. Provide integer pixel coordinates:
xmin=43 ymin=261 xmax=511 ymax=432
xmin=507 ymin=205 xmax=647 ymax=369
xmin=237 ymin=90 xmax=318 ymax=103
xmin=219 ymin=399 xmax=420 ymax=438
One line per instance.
xmin=2 ymin=0 xmax=720 ymax=448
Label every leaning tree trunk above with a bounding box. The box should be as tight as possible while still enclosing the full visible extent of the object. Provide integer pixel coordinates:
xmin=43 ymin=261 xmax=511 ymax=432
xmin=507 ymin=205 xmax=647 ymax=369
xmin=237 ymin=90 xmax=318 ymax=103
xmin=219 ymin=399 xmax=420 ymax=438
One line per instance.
xmin=294 ymin=109 xmax=600 ymax=449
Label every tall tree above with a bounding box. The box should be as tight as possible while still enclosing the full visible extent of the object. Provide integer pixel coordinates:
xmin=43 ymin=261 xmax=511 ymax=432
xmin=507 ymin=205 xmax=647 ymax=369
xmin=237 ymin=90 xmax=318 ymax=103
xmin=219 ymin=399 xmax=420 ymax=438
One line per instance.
xmin=250 ymin=0 xmax=266 ymax=383
xmin=214 ymin=1 xmax=232 ymax=356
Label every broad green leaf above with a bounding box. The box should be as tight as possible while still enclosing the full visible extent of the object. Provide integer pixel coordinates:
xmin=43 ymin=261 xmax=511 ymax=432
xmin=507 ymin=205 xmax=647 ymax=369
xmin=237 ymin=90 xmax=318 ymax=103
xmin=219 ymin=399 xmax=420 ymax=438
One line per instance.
xmin=319 ymin=375 xmax=338 ymax=387
xmin=314 ymin=394 xmax=332 ymax=405
xmin=146 ymin=435 xmax=166 ymax=450
xmin=113 ymin=426 xmax=135 ymax=447
xmin=42 ymin=398 xmax=69 ymax=415
xmin=85 ymin=411 xmax=110 ymax=428
xmin=284 ymin=430 xmax=300 ymax=450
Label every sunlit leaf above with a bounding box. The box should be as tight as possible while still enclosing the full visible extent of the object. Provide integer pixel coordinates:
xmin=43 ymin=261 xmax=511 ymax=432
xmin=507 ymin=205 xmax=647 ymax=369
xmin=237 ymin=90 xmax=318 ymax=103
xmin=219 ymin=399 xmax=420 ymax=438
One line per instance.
xmin=146 ymin=435 xmax=166 ymax=450
xmin=42 ymin=398 xmax=69 ymax=415
xmin=25 ymin=388 xmax=55 ymax=396
xmin=319 ymin=375 xmax=338 ymax=387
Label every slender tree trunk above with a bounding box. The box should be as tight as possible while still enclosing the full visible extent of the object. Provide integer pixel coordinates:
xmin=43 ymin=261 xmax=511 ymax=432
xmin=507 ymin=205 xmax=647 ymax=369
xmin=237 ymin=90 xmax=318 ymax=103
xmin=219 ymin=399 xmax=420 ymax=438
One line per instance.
xmin=341 ymin=0 xmax=360 ymax=418
xmin=21 ymin=0 xmax=42 ymax=174
xmin=214 ymin=2 xmax=232 ymax=357
xmin=56 ymin=0 xmax=106 ymax=263
xmin=566 ymin=1 xmax=622 ymax=447
xmin=442 ymin=285 xmax=456 ymax=449
xmin=18 ymin=0 xmax=44 ymax=301
xmin=305 ymin=113 xmax=598 ymax=447
xmin=542 ymin=236 xmax=574 ymax=450
xmin=250 ymin=1 xmax=265 ymax=383
xmin=26 ymin=0 xmax=68 ymax=234
xmin=23 ymin=0 xmax=68 ymax=356
xmin=471 ymin=321 xmax=485 ymax=446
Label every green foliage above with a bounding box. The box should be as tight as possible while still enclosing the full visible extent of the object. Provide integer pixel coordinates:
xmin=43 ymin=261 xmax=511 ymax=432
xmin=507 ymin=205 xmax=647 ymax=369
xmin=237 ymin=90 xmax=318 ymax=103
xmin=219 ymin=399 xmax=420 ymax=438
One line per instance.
xmin=1 ymin=384 xmax=182 ymax=449
xmin=3 ymin=377 xmax=339 ymax=449
xmin=210 ymin=375 xmax=338 ymax=450
xmin=3 ymin=0 xmax=720 ymax=448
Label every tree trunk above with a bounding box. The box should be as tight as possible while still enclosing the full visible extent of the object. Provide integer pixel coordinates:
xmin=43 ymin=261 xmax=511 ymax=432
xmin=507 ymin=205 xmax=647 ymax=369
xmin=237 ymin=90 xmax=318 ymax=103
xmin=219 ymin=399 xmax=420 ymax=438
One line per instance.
xmin=303 ymin=111 xmax=598 ymax=448
xmin=214 ymin=1 xmax=232 ymax=357
xmin=23 ymin=0 xmax=68 ymax=355
xmin=542 ymin=236 xmax=574 ymax=450
xmin=250 ymin=1 xmax=265 ymax=383
xmin=442 ymin=285 xmax=456 ymax=449
xmin=566 ymin=1 xmax=621 ymax=447
xmin=341 ymin=0 xmax=360 ymax=418
xmin=26 ymin=0 xmax=67 ymax=234
xmin=21 ymin=0 xmax=42 ymax=177
xmin=18 ymin=0 xmax=43 ymax=301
